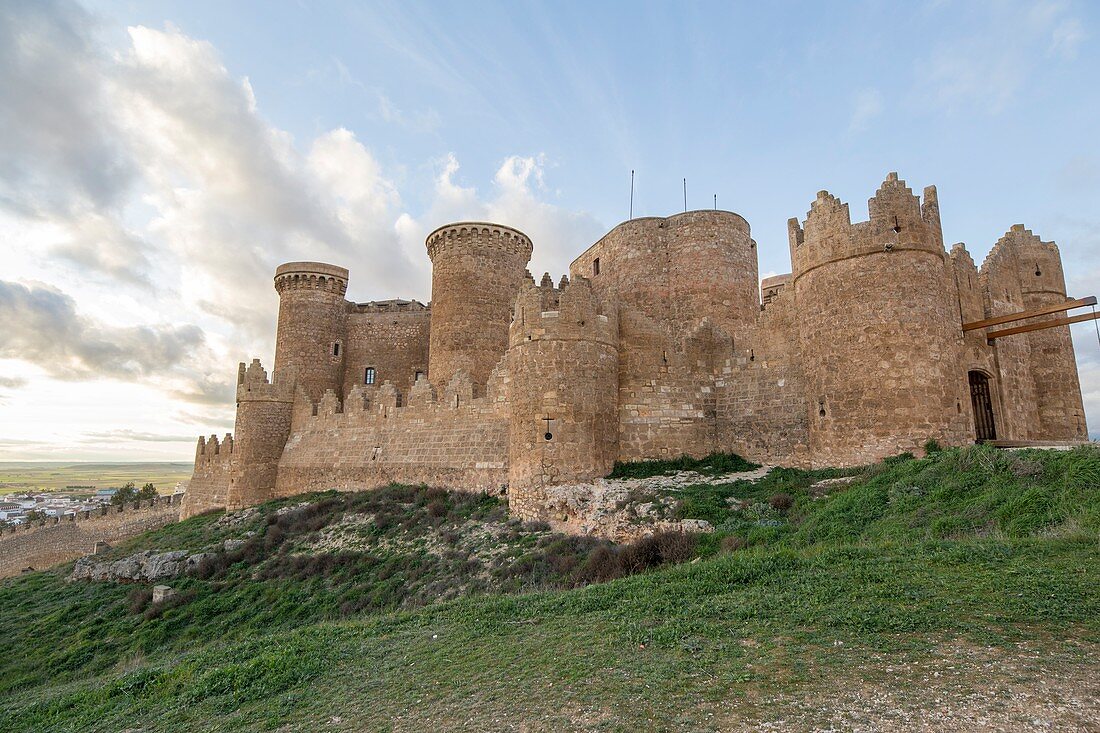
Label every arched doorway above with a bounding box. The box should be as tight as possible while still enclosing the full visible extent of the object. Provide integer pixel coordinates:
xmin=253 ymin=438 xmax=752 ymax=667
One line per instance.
xmin=968 ymin=371 xmax=997 ymax=442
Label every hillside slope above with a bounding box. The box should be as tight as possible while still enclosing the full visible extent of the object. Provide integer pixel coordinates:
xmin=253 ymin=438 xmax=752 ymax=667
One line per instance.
xmin=1 ymin=445 xmax=1098 ymax=732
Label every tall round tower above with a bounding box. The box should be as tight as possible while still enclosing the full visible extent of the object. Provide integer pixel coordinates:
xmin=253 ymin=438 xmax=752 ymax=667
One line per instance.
xmin=506 ymin=277 xmax=619 ymax=520
xmin=273 ymin=262 xmax=349 ymax=403
xmin=426 ymin=222 xmax=533 ymax=392
xmin=789 ymin=174 xmax=970 ymax=466
xmin=1004 ymin=225 xmax=1088 ymax=439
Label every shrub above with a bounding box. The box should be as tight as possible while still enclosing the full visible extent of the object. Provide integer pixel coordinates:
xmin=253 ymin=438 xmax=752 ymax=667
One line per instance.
xmin=127 ymin=587 xmax=153 ymax=614
xmin=768 ymin=493 xmax=794 ymax=513
xmin=720 ymin=535 xmax=747 ymax=553
xmin=923 ymin=439 xmax=942 ymax=455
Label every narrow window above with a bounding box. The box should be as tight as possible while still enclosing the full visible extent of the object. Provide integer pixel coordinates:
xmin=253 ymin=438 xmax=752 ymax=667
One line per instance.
xmin=414 ymin=370 xmax=424 ymax=381
xmin=365 ymin=367 xmax=376 ymax=385
xmin=593 ymin=257 xmax=600 ymax=275
xmin=332 ymin=342 xmax=340 ymax=357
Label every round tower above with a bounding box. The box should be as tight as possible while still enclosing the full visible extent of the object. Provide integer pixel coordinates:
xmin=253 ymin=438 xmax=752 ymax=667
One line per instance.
xmin=226 ymin=359 xmax=294 ymax=510
xmin=273 ymin=262 xmax=349 ymax=403
xmin=789 ymin=174 xmax=970 ymax=466
xmin=506 ymin=276 xmax=619 ymax=520
xmin=426 ymin=222 xmax=533 ymax=392
xmin=1003 ymin=225 xmax=1088 ymax=439
xmin=568 ymin=210 xmax=757 ymax=340
xmin=666 ymin=210 xmax=758 ymax=339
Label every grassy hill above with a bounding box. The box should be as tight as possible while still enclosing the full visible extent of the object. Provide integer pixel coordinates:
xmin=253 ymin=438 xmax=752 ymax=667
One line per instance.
xmin=1 ymin=444 xmax=1098 ymax=731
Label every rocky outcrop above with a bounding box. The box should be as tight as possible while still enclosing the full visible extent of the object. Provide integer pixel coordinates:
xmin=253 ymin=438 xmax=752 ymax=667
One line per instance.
xmin=70 ymin=549 xmax=213 ymax=583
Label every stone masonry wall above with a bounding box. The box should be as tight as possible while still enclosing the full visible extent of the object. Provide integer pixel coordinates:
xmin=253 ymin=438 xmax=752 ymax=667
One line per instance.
xmin=0 ymin=495 xmax=182 ymax=578
xmin=275 ymin=385 xmax=509 ymax=497
xmin=180 ymin=433 xmax=233 ymax=518
xmin=343 ymin=302 xmax=431 ymax=398
xmin=273 ymin=262 xmax=349 ymax=403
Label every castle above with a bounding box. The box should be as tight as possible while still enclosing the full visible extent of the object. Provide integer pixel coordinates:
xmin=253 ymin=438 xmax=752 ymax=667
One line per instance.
xmin=182 ymin=173 xmax=1090 ymax=521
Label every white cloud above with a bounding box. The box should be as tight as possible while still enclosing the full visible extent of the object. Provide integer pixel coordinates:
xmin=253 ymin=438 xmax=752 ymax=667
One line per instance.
xmin=0 ymin=4 xmax=606 ymax=458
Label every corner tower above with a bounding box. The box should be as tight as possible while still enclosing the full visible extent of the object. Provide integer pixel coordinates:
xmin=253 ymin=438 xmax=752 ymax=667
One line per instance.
xmin=273 ymin=262 xmax=349 ymax=403
xmin=994 ymin=225 xmax=1087 ymax=439
xmin=506 ymin=275 xmax=619 ymax=520
xmin=788 ymin=173 xmax=970 ymax=465
xmin=426 ymin=222 xmax=533 ymax=392
xmin=225 ymin=359 xmax=294 ymax=510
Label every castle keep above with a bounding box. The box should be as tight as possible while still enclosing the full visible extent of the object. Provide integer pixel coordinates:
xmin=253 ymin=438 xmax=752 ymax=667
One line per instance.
xmin=182 ymin=173 xmax=1090 ymax=521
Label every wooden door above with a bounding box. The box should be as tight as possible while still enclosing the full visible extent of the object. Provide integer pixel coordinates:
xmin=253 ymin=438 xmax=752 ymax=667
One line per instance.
xmin=968 ymin=371 xmax=997 ymax=442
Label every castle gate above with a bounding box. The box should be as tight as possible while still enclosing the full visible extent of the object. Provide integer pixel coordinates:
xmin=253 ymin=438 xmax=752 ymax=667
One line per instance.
xmin=968 ymin=370 xmax=997 ymax=442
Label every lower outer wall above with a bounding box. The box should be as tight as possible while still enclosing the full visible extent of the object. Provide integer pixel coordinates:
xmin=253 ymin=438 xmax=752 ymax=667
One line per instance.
xmin=0 ymin=502 xmax=181 ymax=579
xmin=274 ymin=403 xmax=509 ymax=496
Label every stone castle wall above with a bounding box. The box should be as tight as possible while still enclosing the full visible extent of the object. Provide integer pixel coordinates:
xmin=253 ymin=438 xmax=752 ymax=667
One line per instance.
xmin=275 ymin=381 xmax=509 ymax=496
xmin=342 ymin=301 xmax=430 ymax=398
xmin=182 ymin=172 xmax=1090 ymax=523
xmin=0 ymin=495 xmax=183 ymax=578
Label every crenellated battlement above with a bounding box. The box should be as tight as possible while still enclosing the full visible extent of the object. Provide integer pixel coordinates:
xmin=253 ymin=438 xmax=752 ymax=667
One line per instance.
xmin=274 ymin=261 xmax=349 ymax=296
xmin=509 ymin=275 xmax=617 ymax=348
xmin=195 ymin=433 xmax=233 ymax=465
xmin=981 ymin=224 xmax=1066 ymax=299
xmin=790 ymin=173 xmax=945 ymax=279
xmin=236 ymin=358 xmax=294 ymax=403
xmin=425 ymin=222 xmax=533 ymax=262
xmin=351 ymin=298 xmax=429 ymax=314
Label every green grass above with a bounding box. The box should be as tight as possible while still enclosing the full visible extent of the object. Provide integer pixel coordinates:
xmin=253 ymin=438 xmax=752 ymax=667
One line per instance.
xmin=0 ymin=445 xmax=1098 ymax=731
xmin=607 ymin=451 xmax=761 ymax=479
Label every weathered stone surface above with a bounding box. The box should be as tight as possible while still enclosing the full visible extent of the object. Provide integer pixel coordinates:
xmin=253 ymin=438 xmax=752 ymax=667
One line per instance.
xmin=181 ymin=173 xmax=1089 ymax=525
xmin=71 ymin=549 xmax=192 ymax=583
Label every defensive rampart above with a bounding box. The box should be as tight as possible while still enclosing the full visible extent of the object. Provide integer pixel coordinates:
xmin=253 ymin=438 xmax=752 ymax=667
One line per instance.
xmin=0 ymin=494 xmax=183 ymax=579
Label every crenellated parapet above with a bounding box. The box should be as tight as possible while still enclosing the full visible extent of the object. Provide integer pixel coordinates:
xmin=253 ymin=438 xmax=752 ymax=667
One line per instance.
xmin=274 ymin=261 xmax=349 ymax=296
xmin=426 ymin=222 xmax=533 ymax=262
xmin=790 ymin=173 xmax=945 ymax=279
xmin=236 ymin=358 xmax=294 ymax=403
xmin=509 ymin=275 xmax=618 ymax=349
xmin=195 ymin=433 xmax=233 ymax=466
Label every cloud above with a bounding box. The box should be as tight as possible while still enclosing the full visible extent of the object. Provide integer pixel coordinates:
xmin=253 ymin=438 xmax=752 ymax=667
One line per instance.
xmin=0 ymin=279 xmax=229 ymax=404
xmin=81 ymin=429 xmax=196 ymax=443
xmin=0 ymin=376 xmax=27 ymax=389
xmin=0 ymin=0 xmax=151 ymax=285
xmin=914 ymin=1 xmax=1087 ymax=114
xmin=849 ymin=89 xmax=883 ymax=132
xmin=397 ymin=153 xmax=605 ymax=284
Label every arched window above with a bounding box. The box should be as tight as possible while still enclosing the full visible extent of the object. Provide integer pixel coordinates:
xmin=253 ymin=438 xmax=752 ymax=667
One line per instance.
xmin=332 ymin=342 xmax=340 ymax=357
xmin=593 ymin=257 xmax=600 ymax=275
xmin=364 ymin=367 xmax=376 ymax=385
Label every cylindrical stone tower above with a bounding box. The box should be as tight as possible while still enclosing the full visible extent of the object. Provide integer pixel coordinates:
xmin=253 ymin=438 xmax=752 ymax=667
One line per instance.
xmin=273 ymin=262 xmax=349 ymax=403
xmin=666 ymin=210 xmax=759 ymax=339
xmin=506 ymin=277 xmax=619 ymax=520
xmin=568 ymin=210 xmax=758 ymax=340
xmin=226 ymin=359 xmax=294 ymax=510
xmin=789 ymin=174 xmax=970 ymax=466
xmin=426 ymin=222 xmax=533 ymax=393
xmin=1006 ymin=226 xmax=1088 ymax=439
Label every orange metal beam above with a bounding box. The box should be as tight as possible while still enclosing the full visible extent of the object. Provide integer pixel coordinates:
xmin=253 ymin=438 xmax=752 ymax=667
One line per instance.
xmin=962 ymin=295 xmax=1096 ymax=332
xmin=986 ymin=310 xmax=1100 ymax=340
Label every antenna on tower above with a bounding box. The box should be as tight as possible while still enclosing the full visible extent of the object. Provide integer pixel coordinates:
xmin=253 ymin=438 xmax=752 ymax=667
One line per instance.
xmin=683 ymin=178 xmax=687 ymax=213
xmin=714 ymin=194 xmax=717 ymax=210
xmin=629 ymin=170 xmax=634 ymax=220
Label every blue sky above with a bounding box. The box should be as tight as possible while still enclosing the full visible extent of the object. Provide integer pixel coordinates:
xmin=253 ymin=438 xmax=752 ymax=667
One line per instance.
xmin=1 ymin=0 xmax=1098 ymax=459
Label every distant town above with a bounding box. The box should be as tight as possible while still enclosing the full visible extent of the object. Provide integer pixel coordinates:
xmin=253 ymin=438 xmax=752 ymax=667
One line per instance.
xmin=0 ymin=480 xmax=189 ymax=526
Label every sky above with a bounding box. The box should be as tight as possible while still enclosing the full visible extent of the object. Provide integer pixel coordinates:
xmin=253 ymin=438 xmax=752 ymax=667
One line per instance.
xmin=0 ymin=0 xmax=1098 ymax=461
